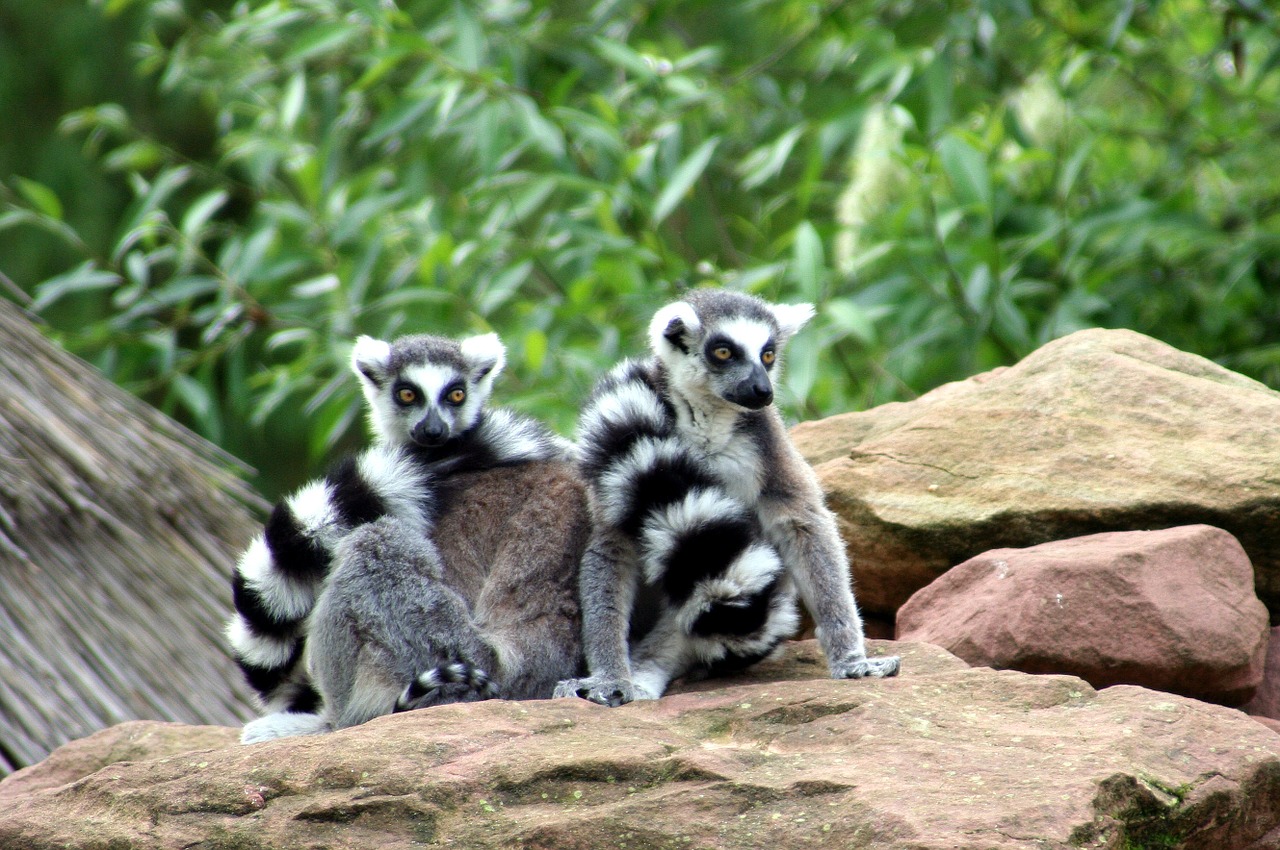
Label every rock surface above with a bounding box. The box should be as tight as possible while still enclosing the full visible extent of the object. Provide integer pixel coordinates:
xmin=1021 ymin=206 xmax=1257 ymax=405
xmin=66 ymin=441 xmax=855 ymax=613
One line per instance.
xmin=790 ymin=328 xmax=1280 ymax=619
xmin=896 ymin=525 xmax=1270 ymax=705
xmin=4 ymin=640 xmax=1280 ymax=850
xmin=1246 ymin=626 xmax=1280 ymax=721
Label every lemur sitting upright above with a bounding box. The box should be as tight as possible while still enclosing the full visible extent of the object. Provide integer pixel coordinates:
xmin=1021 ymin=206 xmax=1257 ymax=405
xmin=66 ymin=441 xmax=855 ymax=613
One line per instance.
xmin=227 ymin=332 xmax=588 ymax=742
xmin=554 ymin=289 xmax=900 ymax=706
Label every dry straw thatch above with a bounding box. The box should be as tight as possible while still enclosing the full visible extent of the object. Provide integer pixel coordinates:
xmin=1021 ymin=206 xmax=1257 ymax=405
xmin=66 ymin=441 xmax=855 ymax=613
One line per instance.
xmin=0 ymin=298 xmax=267 ymax=773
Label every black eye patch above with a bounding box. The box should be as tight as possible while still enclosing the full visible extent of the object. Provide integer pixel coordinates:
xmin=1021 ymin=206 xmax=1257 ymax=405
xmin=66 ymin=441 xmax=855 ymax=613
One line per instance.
xmin=393 ymin=382 xmax=421 ymax=407
xmin=704 ymin=336 xmax=742 ymax=365
xmin=440 ymin=382 xmax=468 ymax=406
xmin=760 ymin=339 xmax=778 ymax=368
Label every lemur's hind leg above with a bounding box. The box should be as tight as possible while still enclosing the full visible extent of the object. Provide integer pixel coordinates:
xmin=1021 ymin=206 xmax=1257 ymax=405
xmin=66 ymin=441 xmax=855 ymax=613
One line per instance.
xmin=309 ymin=518 xmax=499 ymax=729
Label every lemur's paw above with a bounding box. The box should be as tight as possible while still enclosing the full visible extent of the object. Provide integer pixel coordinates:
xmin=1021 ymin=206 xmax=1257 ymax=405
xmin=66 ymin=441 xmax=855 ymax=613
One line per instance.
xmin=831 ymin=654 xmax=901 ymax=680
xmin=552 ymin=676 xmax=634 ymax=707
xmin=396 ymin=661 xmax=500 ymax=712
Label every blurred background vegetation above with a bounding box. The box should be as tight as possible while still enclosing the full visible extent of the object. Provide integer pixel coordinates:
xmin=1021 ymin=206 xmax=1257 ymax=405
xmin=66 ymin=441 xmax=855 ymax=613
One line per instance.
xmin=2 ymin=0 xmax=1278 ymax=501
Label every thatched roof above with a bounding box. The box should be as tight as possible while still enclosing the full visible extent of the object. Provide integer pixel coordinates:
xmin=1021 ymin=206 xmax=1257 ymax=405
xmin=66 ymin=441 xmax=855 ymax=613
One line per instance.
xmin=0 ymin=298 xmax=267 ymax=773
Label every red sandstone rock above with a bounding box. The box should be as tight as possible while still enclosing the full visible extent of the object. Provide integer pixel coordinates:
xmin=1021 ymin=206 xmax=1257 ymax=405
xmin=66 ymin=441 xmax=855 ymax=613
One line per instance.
xmin=896 ymin=525 xmax=1269 ymax=705
xmin=790 ymin=328 xmax=1280 ymax=620
xmin=0 ymin=721 xmax=237 ymax=797
xmin=1245 ymin=626 xmax=1280 ymax=721
xmin=1253 ymin=716 xmax=1280 ymax=736
xmin=2 ymin=640 xmax=1279 ymax=849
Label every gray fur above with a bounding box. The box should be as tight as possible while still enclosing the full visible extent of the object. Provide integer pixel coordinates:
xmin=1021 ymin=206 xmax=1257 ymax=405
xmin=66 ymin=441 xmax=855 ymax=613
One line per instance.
xmin=310 ymin=518 xmax=501 ymax=729
xmin=310 ymin=461 xmax=591 ymax=730
xmin=556 ymin=289 xmax=899 ymax=706
xmin=237 ymin=331 xmax=584 ymax=743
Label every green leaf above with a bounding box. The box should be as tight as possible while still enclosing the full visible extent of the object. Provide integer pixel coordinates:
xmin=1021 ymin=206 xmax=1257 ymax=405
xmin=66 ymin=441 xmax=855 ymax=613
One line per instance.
xmin=477 ymin=261 xmax=533 ymax=316
xmin=102 ymin=140 xmax=165 ymax=173
xmin=267 ymin=328 xmax=314 ymax=352
xmin=0 ymin=208 xmax=84 ymax=247
xmin=148 ymin=275 xmax=221 ymax=307
xmin=923 ymin=51 xmax=953 ymax=138
xmin=726 ymin=263 xmax=787 ymax=292
xmin=284 ymin=23 xmax=357 ymax=65
xmin=592 ymin=37 xmax=657 ymax=78
xmin=826 ymin=298 xmax=879 ymax=346
xmin=652 ymin=137 xmax=719 ymax=226
xmin=291 ymin=274 xmax=340 ymax=299
xmin=992 ymin=292 xmax=1031 ymax=350
xmin=937 ymin=135 xmax=991 ymax=212
xmin=738 ymin=126 xmax=804 ymax=190
xmin=171 ymin=372 xmax=213 ymax=420
xmin=180 ymin=190 xmax=229 ymax=240
xmin=511 ymin=96 xmax=566 ymax=158
xmin=782 ymin=332 xmax=820 ymax=406
xmin=30 ymin=262 xmax=121 ymax=312
xmin=364 ymin=97 xmax=434 ymax=148
xmin=524 ymin=328 xmax=548 ymax=371
xmin=790 ymin=221 xmax=825 ymax=302
xmin=279 ymin=71 xmax=307 ymax=131
xmin=14 ymin=177 xmax=63 ymax=220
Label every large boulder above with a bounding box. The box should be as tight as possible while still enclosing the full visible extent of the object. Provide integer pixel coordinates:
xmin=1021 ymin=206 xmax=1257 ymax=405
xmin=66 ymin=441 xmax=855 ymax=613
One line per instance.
xmin=896 ymin=525 xmax=1270 ymax=705
xmin=3 ymin=640 xmax=1280 ymax=850
xmin=791 ymin=328 xmax=1280 ymax=619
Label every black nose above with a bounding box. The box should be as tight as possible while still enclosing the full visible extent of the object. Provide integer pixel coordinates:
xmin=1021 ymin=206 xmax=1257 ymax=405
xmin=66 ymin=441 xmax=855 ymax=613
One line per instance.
xmin=730 ymin=373 xmax=773 ymax=409
xmin=412 ymin=412 xmax=450 ymax=446
xmin=748 ymin=381 xmax=773 ymax=407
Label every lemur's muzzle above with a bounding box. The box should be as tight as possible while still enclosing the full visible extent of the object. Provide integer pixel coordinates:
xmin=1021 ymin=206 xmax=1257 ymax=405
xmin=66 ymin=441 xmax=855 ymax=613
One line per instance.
xmin=727 ymin=365 xmax=773 ymax=410
xmin=412 ymin=409 xmax=451 ymax=446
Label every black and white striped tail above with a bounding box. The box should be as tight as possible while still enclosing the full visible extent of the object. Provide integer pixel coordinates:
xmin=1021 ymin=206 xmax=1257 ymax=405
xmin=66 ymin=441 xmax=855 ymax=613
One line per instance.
xmin=577 ymin=359 xmax=797 ymax=664
xmin=226 ymin=444 xmax=439 ymax=710
xmin=228 ymin=409 xmax=566 ymax=712
xmin=395 ymin=662 xmax=500 ymax=712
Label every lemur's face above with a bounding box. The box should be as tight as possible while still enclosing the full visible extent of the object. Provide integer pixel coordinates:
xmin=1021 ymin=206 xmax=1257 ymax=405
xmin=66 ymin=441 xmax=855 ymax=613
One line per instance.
xmin=649 ymin=291 xmax=815 ymax=411
xmin=696 ymin=316 xmax=780 ymax=410
xmin=351 ymin=333 xmax=506 ymax=448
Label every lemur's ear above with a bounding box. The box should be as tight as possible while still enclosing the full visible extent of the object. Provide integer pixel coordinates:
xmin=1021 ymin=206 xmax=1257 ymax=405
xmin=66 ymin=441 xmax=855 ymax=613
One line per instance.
xmin=351 ymin=335 xmax=393 ymax=387
xmin=648 ymin=300 xmax=701 ymax=356
xmin=460 ymin=332 xmax=506 ymax=381
xmin=771 ymin=302 xmax=816 ymax=338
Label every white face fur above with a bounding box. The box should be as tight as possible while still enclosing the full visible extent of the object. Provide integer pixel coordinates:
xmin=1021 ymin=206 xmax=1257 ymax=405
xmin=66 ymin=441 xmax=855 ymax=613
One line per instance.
xmin=648 ymin=294 xmax=814 ymax=412
xmin=350 ymin=332 xmax=506 ymax=448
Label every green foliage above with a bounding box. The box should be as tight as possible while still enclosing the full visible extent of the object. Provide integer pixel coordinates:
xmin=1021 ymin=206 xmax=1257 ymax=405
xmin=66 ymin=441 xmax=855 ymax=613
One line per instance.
xmin=2 ymin=0 xmax=1279 ymax=497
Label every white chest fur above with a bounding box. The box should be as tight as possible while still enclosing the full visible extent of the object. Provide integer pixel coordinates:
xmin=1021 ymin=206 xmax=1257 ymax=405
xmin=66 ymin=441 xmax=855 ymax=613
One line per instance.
xmin=674 ymin=403 xmax=764 ymax=507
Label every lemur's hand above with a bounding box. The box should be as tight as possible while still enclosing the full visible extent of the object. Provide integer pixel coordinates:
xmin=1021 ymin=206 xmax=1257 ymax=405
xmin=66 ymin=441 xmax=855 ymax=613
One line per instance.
xmin=830 ymin=654 xmax=901 ymax=679
xmin=553 ymin=675 xmax=636 ymax=707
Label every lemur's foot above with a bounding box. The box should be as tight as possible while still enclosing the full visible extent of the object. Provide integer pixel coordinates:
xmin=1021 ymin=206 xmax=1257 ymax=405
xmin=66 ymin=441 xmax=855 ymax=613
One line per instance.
xmin=553 ymin=676 xmax=635 ymax=707
xmin=240 ymin=711 xmax=331 ymax=743
xmin=831 ymin=654 xmax=901 ymax=679
xmin=396 ymin=661 xmax=499 ymax=712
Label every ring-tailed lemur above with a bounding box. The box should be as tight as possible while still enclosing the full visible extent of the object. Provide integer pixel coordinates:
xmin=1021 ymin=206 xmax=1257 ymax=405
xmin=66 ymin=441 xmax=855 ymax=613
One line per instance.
xmin=227 ymin=332 xmax=583 ymax=741
xmin=553 ymin=289 xmax=900 ymax=706
xmin=308 ymin=456 xmax=589 ymax=731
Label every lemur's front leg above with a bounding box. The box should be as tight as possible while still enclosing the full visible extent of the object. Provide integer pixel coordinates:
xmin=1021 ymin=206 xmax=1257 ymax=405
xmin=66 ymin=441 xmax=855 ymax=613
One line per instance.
xmin=553 ymin=528 xmax=638 ymax=706
xmin=626 ymin=611 xmax=697 ymax=700
xmin=767 ymin=500 xmax=900 ymax=680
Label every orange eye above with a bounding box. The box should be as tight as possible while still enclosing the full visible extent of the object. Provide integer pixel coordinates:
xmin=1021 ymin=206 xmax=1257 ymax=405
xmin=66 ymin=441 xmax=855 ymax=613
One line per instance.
xmin=447 ymin=388 xmax=467 ymax=405
xmin=396 ymin=387 xmax=417 ymax=405
xmin=761 ymin=349 xmax=776 ymax=366
xmin=712 ymin=346 xmax=733 ymax=362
